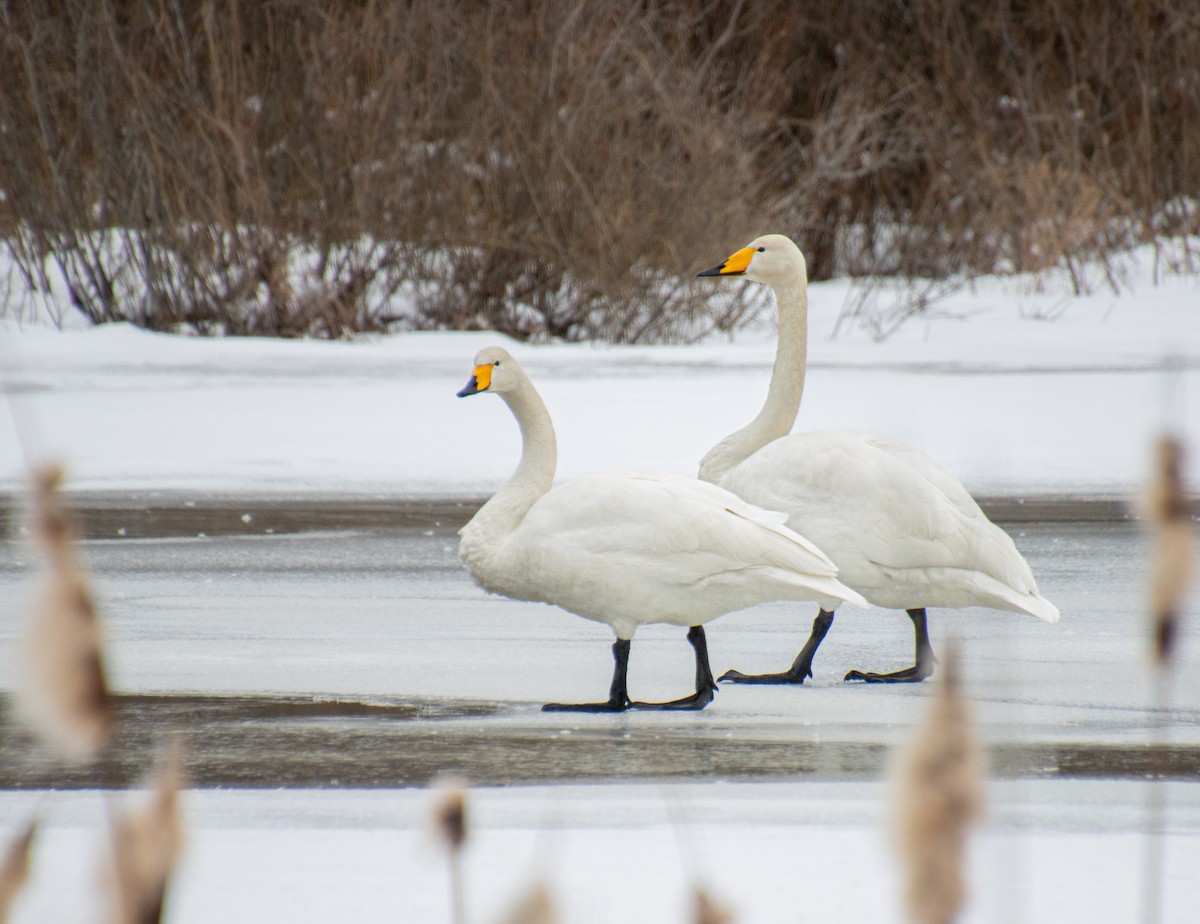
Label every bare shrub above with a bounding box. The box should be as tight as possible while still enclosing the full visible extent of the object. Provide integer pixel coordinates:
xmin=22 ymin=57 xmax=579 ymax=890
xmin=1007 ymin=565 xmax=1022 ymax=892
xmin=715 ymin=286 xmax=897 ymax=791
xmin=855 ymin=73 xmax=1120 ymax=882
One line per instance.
xmin=706 ymin=0 xmax=1199 ymax=285
xmin=0 ymin=0 xmax=1196 ymax=340
xmin=0 ymin=1 xmax=766 ymax=341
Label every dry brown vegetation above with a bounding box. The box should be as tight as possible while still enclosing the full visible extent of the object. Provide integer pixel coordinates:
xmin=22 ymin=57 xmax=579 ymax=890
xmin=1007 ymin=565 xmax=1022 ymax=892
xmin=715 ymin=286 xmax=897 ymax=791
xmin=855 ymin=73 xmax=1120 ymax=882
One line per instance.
xmin=1 ymin=0 xmax=1197 ymax=341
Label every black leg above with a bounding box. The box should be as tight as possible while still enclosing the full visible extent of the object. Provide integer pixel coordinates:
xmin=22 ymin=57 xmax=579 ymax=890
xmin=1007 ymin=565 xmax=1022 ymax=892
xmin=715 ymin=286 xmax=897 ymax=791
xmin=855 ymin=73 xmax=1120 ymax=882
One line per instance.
xmin=844 ymin=608 xmax=938 ymax=683
xmin=543 ymin=638 xmax=633 ymax=712
xmin=719 ymin=609 xmax=836 ymax=685
xmin=633 ymin=625 xmax=719 ymax=711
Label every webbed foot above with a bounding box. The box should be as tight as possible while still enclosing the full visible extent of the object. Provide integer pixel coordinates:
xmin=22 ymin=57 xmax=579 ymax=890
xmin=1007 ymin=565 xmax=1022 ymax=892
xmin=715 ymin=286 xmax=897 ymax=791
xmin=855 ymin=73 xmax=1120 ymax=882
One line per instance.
xmin=718 ymin=665 xmax=811 ymax=685
xmin=843 ymin=663 xmax=934 ymax=684
xmin=542 ymin=697 xmax=631 ymax=713
xmin=632 ymin=683 xmax=716 ymax=711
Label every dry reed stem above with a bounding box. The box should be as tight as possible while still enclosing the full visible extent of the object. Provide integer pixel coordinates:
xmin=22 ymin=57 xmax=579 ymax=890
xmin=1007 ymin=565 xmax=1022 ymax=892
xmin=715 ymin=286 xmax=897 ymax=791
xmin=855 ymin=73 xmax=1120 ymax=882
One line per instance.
xmin=430 ymin=782 xmax=469 ymax=924
xmin=0 ymin=820 xmax=37 ymax=924
xmin=494 ymin=882 xmax=557 ymax=924
xmin=893 ymin=647 xmax=984 ymax=924
xmin=1143 ymin=436 xmax=1195 ymax=664
xmin=16 ymin=463 xmax=112 ymax=760
xmin=431 ymin=784 xmax=469 ymax=853
xmin=693 ymin=886 xmax=735 ymax=924
xmin=1140 ymin=434 xmax=1193 ymax=924
xmin=102 ymin=737 xmax=186 ymax=924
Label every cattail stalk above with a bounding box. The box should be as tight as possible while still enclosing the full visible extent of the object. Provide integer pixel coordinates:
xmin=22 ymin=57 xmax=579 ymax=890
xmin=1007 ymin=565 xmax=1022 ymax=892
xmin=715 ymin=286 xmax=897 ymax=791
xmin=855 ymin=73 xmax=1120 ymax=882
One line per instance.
xmin=16 ymin=463 xmax=113 ymax=760
xmin=431 ymin=784 xmax=469 ymax=924
xmin=1144 ymin=436 xmax=1194 ymax=667
xmin=102 ymin=738 xmax=186 ymax=924
xmin=495 ymin=882 xmax=557 ymax=924
xmin=693 ymin=886 xmax=734 ymax=924
xmin=0 ymin=820 xmax=37 ymax=924
xmin=893 ymin=645 xmax=984 ymax=924
xmin=1141 ymin=435 xmax=1194 ymax=924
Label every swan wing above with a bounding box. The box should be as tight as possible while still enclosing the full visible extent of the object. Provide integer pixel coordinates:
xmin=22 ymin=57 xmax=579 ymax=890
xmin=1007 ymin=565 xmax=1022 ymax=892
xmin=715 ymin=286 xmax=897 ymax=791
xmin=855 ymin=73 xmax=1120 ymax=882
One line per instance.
xmin=522 ymin=471 xmax=838 ymax=578
xmin=722 ymin=430 xmax=1056 ymax=619
xmin=511 ymin=471 xmax=862 ymax=619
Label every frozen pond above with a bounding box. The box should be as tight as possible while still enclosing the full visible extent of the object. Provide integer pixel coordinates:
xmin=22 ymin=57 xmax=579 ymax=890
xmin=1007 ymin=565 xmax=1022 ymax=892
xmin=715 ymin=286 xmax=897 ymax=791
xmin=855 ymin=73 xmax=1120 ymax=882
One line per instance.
xmin=2 ymin=496 xmax=1200 ymax=923
xmin=2 ymin=496 xmax=1197 ymax=788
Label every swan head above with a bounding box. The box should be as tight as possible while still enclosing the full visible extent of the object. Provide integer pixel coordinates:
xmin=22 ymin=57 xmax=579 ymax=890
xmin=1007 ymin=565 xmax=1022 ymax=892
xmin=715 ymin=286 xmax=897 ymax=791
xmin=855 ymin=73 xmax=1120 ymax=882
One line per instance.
xmin=697 ymin=233 xmax=807 ymax=287
xmin=457 ymin=345 xmax=522 ymax=398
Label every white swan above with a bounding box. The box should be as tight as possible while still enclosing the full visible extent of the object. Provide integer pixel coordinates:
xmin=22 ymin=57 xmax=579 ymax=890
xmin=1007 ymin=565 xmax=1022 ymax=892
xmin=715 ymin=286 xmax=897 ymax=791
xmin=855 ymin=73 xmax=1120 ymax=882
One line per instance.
xmin=456 ymin=345 xmax=866 ymax=711
xmin=696 ymin=234 xmax=1059 ymax=684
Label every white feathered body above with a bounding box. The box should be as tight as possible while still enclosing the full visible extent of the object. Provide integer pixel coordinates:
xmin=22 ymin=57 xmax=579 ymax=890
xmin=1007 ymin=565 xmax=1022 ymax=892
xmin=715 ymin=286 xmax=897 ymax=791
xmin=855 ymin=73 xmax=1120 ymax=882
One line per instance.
xmin=460 ymin=469 xmax=862 ymax=640
xmin=716 ymin=429 xmax=1059 ymax=623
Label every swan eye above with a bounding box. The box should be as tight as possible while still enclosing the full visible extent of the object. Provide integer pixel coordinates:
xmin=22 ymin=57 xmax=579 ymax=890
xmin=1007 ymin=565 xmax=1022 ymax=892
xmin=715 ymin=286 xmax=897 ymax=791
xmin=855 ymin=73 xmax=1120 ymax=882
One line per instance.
xmin=757 ymin=246 xmax=765 ymax=252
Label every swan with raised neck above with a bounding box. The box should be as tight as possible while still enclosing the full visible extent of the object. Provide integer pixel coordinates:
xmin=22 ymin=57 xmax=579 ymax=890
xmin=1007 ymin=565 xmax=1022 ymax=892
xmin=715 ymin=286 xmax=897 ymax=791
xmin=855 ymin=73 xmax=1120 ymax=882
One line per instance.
xmin=695 ymin=233 xmax=1059 ymax=686
xmin=697 ymin=233 xmax=809 ymax=484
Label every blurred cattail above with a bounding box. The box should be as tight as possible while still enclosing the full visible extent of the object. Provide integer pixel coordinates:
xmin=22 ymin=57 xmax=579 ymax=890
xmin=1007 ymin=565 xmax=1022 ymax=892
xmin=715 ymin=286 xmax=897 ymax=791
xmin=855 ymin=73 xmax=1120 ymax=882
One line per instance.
xmin=15 ymin=463 xmax=113 ymax=760
xmin=893 ymin=645 xmax=984 ymax=924
xmin=432 ymin=783 xmax=469 ymax=852
xmin=102 ymin=737 xmax=186 ymax=924
xmin=0 ymin=819 xmax=37 ymax=924
xmin=1140 ymin=434 xmax=1194 ymax=924
xmin=430 ymin=781 xmax=469 ymax=924
xmin=1143 ymin=436 xmax=1195 ymax=665
xmin=693 ymin=886 xmax=735 ymax=924
xmin=494 ymin=882 xmax=558 ymax=924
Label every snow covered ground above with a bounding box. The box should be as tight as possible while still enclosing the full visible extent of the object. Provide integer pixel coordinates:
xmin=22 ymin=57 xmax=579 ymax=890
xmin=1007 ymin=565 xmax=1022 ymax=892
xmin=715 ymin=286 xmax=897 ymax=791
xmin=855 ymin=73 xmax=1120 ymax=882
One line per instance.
xmin=1 ymin=245 xmax=1198 ymax=497
xmin=1 ymin=247 xmax=1199 ymax=922
xmin=4 ymin=781 xmax=1200 ymax=924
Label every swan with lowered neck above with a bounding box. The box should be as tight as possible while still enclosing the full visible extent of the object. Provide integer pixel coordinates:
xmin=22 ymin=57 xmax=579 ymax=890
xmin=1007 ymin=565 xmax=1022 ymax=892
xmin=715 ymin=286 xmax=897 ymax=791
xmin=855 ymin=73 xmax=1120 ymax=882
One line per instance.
xmin=697 ymin=233 xmax=1059 ymax=684
xmin=457 ymin=345 xmax=865 ymax=711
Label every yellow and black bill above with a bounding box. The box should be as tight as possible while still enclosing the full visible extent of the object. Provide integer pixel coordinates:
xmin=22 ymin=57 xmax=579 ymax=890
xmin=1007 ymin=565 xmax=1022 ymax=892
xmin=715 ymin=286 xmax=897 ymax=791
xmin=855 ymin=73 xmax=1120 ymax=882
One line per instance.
xmin=457 ymin=363 xmax=494 ymax=397
xmin=697 ymin=246 xmax=755 ymax=277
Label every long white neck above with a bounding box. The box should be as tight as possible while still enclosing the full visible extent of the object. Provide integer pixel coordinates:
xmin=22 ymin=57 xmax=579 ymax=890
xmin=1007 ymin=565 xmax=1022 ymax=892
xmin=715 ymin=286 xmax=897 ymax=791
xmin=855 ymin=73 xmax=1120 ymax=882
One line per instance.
xmin=699 ymin=270 xmax=808 ymax=484
xmin=461 ymin=375 xmax=557 ymax=551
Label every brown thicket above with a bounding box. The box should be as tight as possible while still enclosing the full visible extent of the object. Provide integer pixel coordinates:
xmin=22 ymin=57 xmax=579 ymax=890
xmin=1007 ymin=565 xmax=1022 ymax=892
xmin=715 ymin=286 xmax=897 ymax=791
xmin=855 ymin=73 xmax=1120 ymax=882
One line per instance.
xmin=1 ymin=0 xmax=1197 ymax=341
